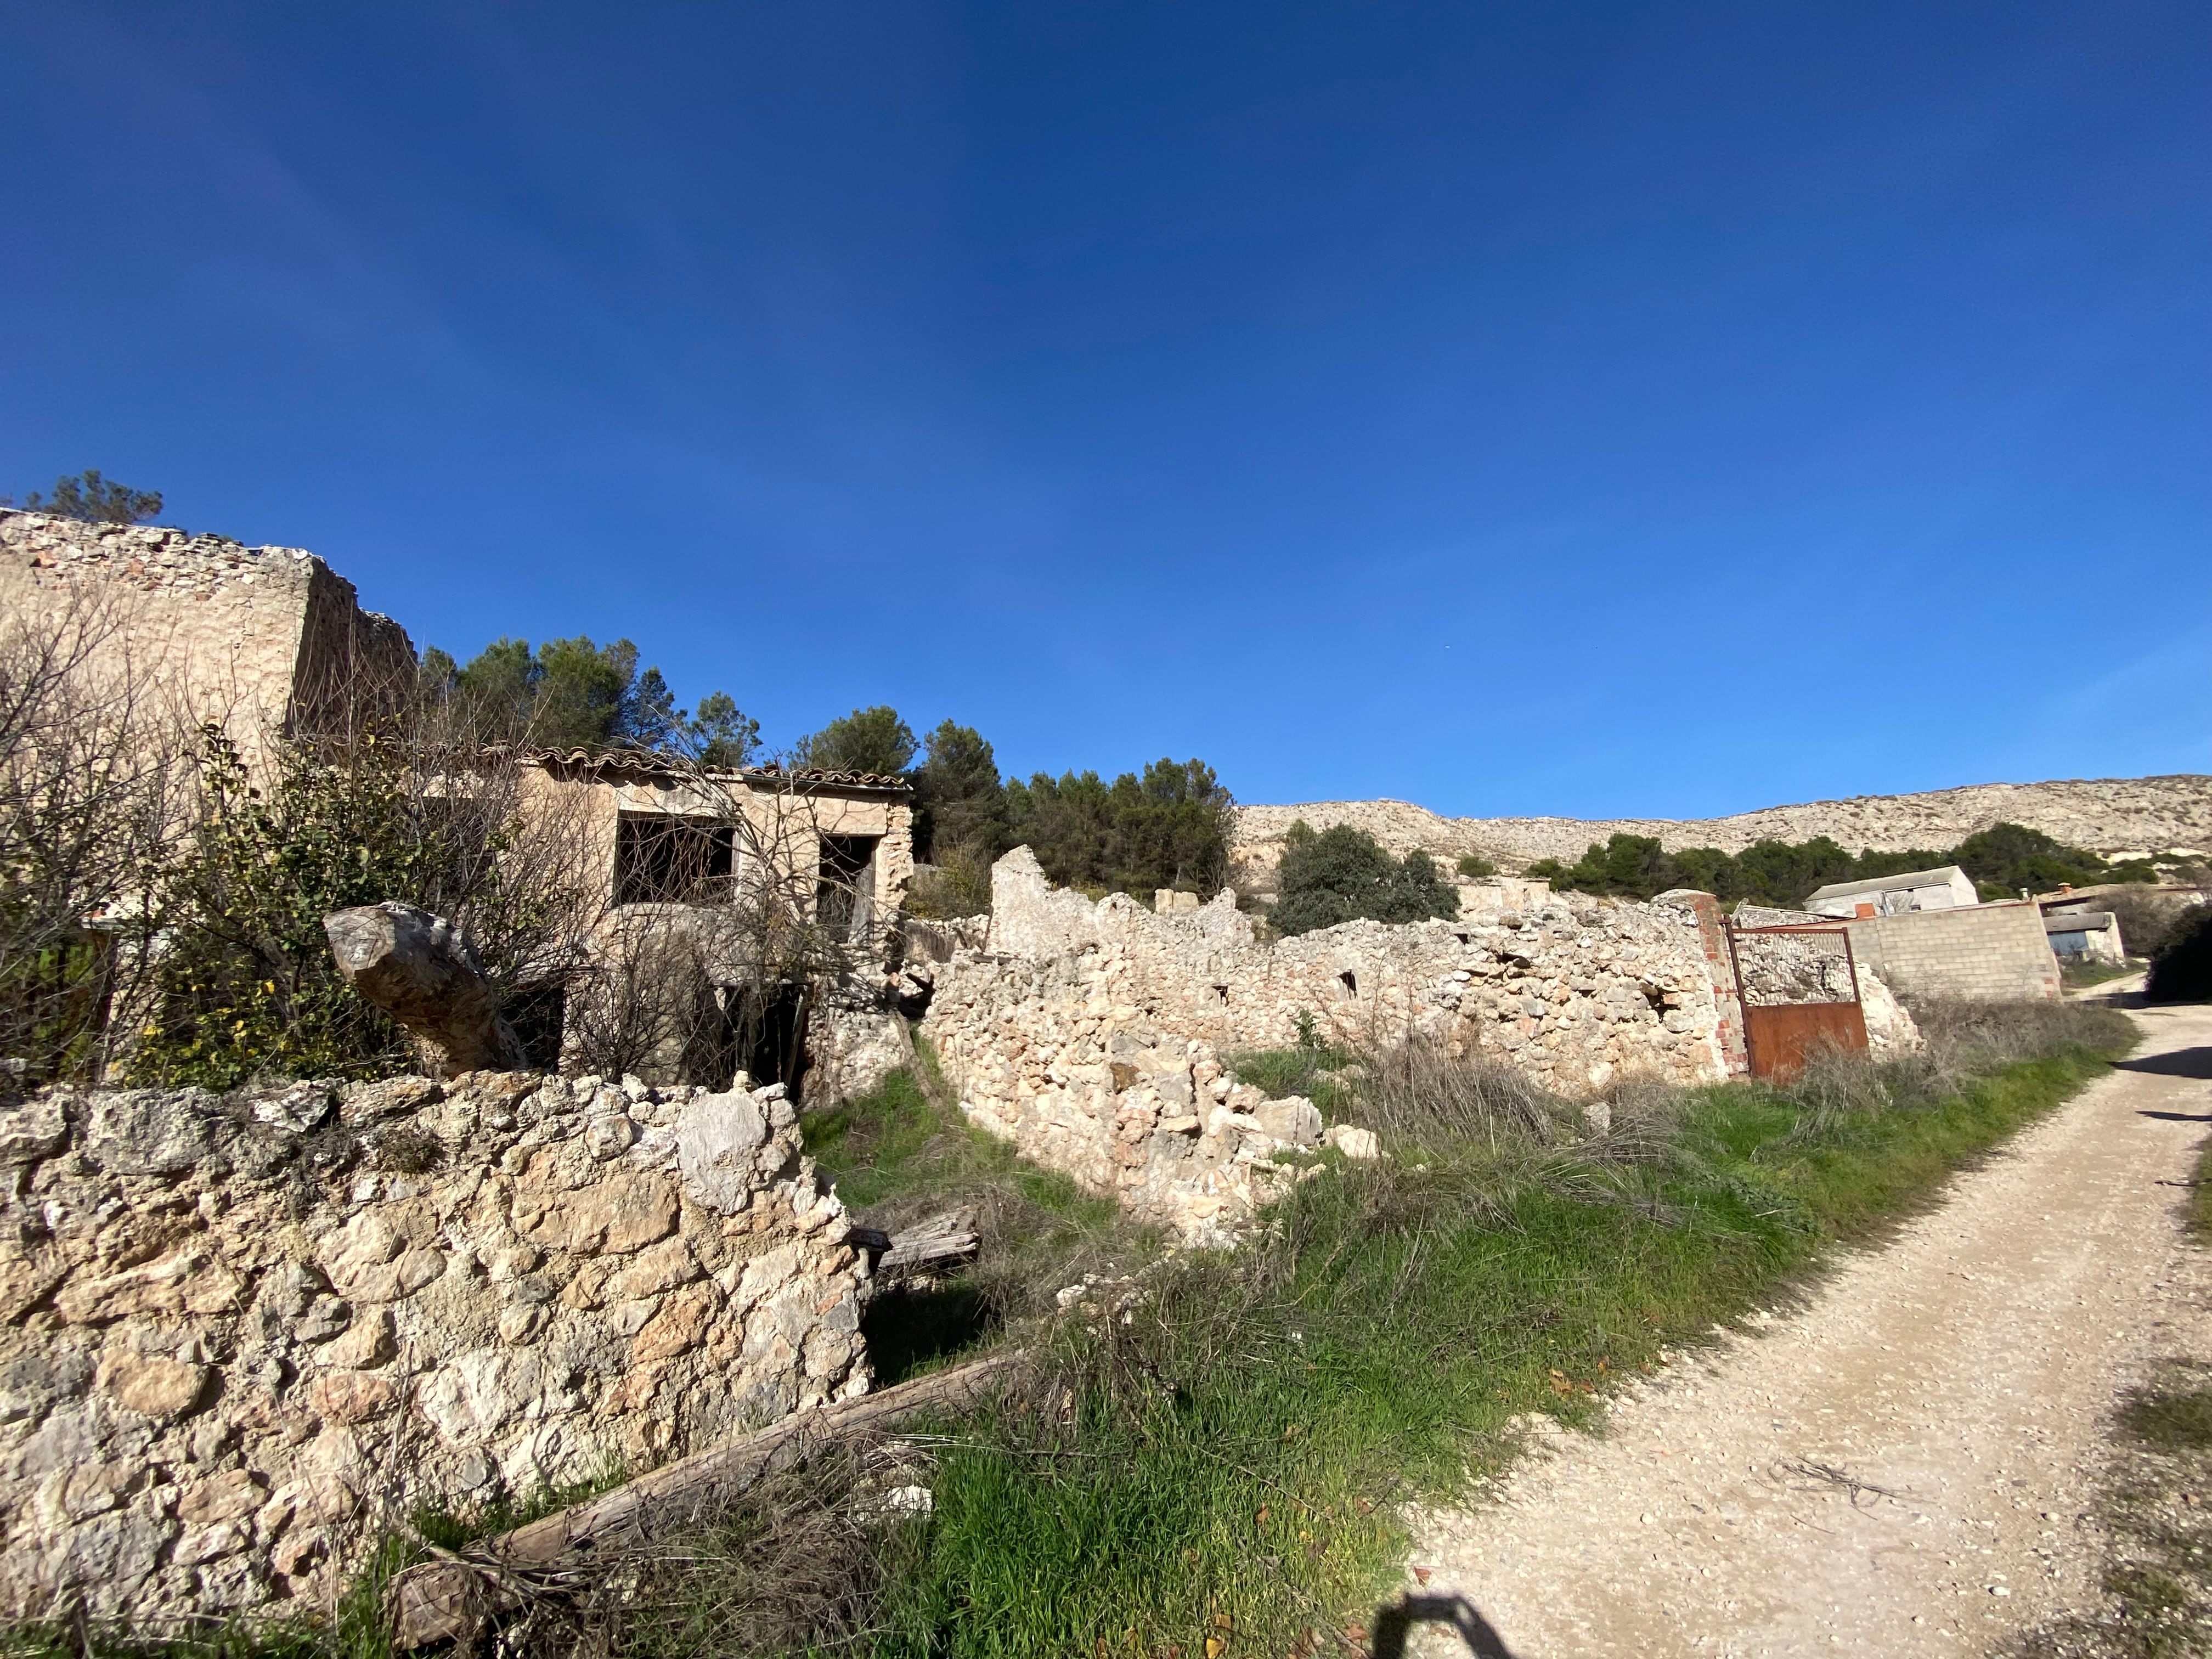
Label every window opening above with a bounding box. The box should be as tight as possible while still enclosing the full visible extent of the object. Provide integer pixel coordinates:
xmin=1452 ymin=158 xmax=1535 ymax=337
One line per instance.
xmin=1338 ymin=970 xmax=1358 ymax=998
xmin=615 ymin=814 xmax=734 ymax=906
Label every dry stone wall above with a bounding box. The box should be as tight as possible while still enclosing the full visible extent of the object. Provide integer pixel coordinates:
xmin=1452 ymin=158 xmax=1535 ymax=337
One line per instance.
xmin=915 ymin=851 xmax=1754 ymax=1239
xmin=0 ymin=1068 xmax=870 ymax=1622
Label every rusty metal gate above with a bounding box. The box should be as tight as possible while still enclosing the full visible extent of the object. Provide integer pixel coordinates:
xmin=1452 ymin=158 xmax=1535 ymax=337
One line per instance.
xmin=1727 ymin=922 xmax=1869 ymax=1080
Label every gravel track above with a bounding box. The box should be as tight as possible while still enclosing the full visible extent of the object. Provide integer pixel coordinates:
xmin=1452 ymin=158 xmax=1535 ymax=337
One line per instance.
xmin=1405 ymin=996 xmax=2212 ymax=1658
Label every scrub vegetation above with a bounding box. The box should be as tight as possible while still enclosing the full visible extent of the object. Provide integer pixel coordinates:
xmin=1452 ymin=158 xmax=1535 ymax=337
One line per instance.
xmin=1266 ymin=820 xmax=1460 ymax=938
xmin=30 ymin=998 xmax=2128 ymax=1659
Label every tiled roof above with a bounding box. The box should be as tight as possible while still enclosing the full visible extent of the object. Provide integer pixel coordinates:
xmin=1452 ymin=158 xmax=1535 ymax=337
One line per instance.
xmin=519 ymin=747 xmax=911 ymax=794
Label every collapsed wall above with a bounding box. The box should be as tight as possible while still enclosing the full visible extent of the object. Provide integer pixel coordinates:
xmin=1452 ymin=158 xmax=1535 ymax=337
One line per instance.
xmin=0 ymin=1069 xmax=870 ymax=1622
xmin=916 ymin=851 xmax=1760 ymax=1240
xmin=0 ymin=511 xmax=417 ymax=771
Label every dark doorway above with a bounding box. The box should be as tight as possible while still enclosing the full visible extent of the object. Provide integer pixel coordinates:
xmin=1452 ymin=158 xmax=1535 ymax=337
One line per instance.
xmin=817 ymin=834 xmax=880 ymax=939
xmin=701 ymin=981 xmax=810 ymax=1097
xmin=503 ymin=981 xmax=568 ymax=1070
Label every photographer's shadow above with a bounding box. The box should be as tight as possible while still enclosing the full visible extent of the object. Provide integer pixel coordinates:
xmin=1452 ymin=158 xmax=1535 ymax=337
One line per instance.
xmin=1371 ymin=1593 xmax=1523 ymax=1658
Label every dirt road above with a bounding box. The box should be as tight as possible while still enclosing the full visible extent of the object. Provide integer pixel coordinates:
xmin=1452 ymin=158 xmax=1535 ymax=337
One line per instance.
xmin=1406 ymin=998 xmax=2212 ymax=1658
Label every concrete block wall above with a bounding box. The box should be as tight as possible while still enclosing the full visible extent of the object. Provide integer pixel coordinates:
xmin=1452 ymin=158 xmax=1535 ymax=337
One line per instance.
xmin=1844 ymin=900 xmax=2062 ymax=1002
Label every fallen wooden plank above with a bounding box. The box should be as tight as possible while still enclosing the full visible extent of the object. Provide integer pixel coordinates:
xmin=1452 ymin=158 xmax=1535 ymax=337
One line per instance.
xmin=848 ymin=1207 xmax=981 ymax=1279
xmin=879 ymin=1231 xmax=979 ymax=1274
xmin=388 ymin=1350 xmax=1023 ymax=1649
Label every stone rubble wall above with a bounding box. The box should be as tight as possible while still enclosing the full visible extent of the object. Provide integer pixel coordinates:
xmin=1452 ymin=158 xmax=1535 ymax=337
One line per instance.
xmin=914 ymin=850 xmax=1762 ymax=1240
xmin=0 ymin=1069 xmax=870 ymax=1623
xmin=0 ymin=511 xmax=416 ymax=771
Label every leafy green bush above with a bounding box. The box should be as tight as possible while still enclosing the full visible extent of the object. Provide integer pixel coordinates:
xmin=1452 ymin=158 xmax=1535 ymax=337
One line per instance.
xmin=1455 ymin=852 xmax=1496 ymax=878
xmin=795 ymin=706 xmax=919 ymax=776
xmin=1003 ymin=758 xmax=1235 ymax=899
xmin=7 ymin=469 xmax=163 ymax=525
xmin=127 ymin=726 xmax=581 ymax=1088
xmin=905 ymin=844 xmax=993 ymax=918
xmin=417 ymin=634 xmax=747 ymax=759
xmin=128 ymin=730 xmax=445 ymax=1085
xmin=1267 ymin=820 xmax=1458 ymax=937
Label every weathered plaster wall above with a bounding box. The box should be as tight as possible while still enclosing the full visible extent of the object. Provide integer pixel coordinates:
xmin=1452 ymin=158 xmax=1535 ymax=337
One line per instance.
xmin=0 ymin=1069 xmax=869 ymax=1622
xmin=0 ymin=511 xmax=415 ymax=769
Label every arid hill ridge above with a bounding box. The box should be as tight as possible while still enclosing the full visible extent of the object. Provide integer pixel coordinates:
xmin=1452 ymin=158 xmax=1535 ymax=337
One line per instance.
xmin=1233 ymin=775 xmax=2212 ymax=881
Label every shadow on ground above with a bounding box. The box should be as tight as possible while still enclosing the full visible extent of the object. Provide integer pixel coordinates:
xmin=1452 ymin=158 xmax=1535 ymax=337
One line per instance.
xmin=2118 ymin=1047 xmax=2212 ymax=1082
xmin=859 ymin=1280 xmax=993 ymax=1386
xmin=1372 ymin=1594 xmax=1523 ymax=1658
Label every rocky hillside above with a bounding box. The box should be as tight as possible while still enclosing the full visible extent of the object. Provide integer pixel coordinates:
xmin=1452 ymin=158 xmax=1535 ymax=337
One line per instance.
xmin=1234 ymin=775 xmax=2212 ymax=887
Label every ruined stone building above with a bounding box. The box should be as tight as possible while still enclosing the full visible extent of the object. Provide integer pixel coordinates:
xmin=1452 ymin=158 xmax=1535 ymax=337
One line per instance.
xmin=0 ymin=510 xmax=416 ymax=769
xmin=510 ymin=748 xmax=915 ymax=1093
xmin=1 ymin=509 xmax=919 ymax=1098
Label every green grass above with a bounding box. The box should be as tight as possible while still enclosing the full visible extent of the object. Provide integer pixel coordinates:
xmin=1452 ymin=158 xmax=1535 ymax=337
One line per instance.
xmin=804 ymin=1051 xmax=1159 ymax=1380
xmin=806 ymin=1063 xmax=1105 ymax=1222
xmin=1223 ymin=1039 xmax=1359 ymax=1123
xmin=2119 ymin=1384 xmax=2212 ymax=1453
xmin=861 ymin=1030 xmax=2128 ymax=1658
xmin=2008 ymin=1359 xmax=2212 ymax=1658
xmin=2063 ymin=959 xmax=2142 ymax=991
xmin=24 ymin=1009 xmax=2132 ymax=1659
xmin=2187 ymin=1132 xmax=2212 ymax=1240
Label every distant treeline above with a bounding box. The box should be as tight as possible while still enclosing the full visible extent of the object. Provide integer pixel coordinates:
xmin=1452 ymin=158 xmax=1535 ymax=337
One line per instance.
xmin=818 ymin=709 xmax=1235 ymax=909
xmin=1528 ymin=822 xmax=2158 ymax=906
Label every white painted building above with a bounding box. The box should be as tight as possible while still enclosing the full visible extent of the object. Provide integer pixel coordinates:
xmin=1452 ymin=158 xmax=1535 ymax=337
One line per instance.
xmin=1804 ymin=864 xmax=1980 ymax=919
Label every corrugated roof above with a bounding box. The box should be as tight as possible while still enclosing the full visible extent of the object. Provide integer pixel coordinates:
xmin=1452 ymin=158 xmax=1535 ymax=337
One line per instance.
xmin=1806 ymin=865 xmax=1971 ymax=903
xmin=2044 ymin=912 xmax=2116 ymax=933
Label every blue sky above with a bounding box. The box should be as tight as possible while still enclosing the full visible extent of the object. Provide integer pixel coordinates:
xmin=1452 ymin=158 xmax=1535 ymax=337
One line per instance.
xmin=3 ymin=2 xmax=2205 ymax=819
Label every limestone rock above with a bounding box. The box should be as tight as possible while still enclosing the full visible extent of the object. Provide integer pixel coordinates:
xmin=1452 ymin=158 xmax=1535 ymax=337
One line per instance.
xmin=0 ymin=1098 xmax=67 ymax=1166
xmin=675 ymin=1090 xmax=770 ymax=1214
xmin=0 ymin=1065 xmax=868 ymax=1626
xmin=82 ymin=1088 xmax=226 ymax=1176
xmin=1323 ymin=1124 xmax=1382 ymax=1160
xmin=1253 ymin=1097 xmax=1324 ymax=1148
xmin=98 ymin=1354 xmax=210 ymax=1422
xmin=323 ymin=902 xmax=523 ymax=1076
